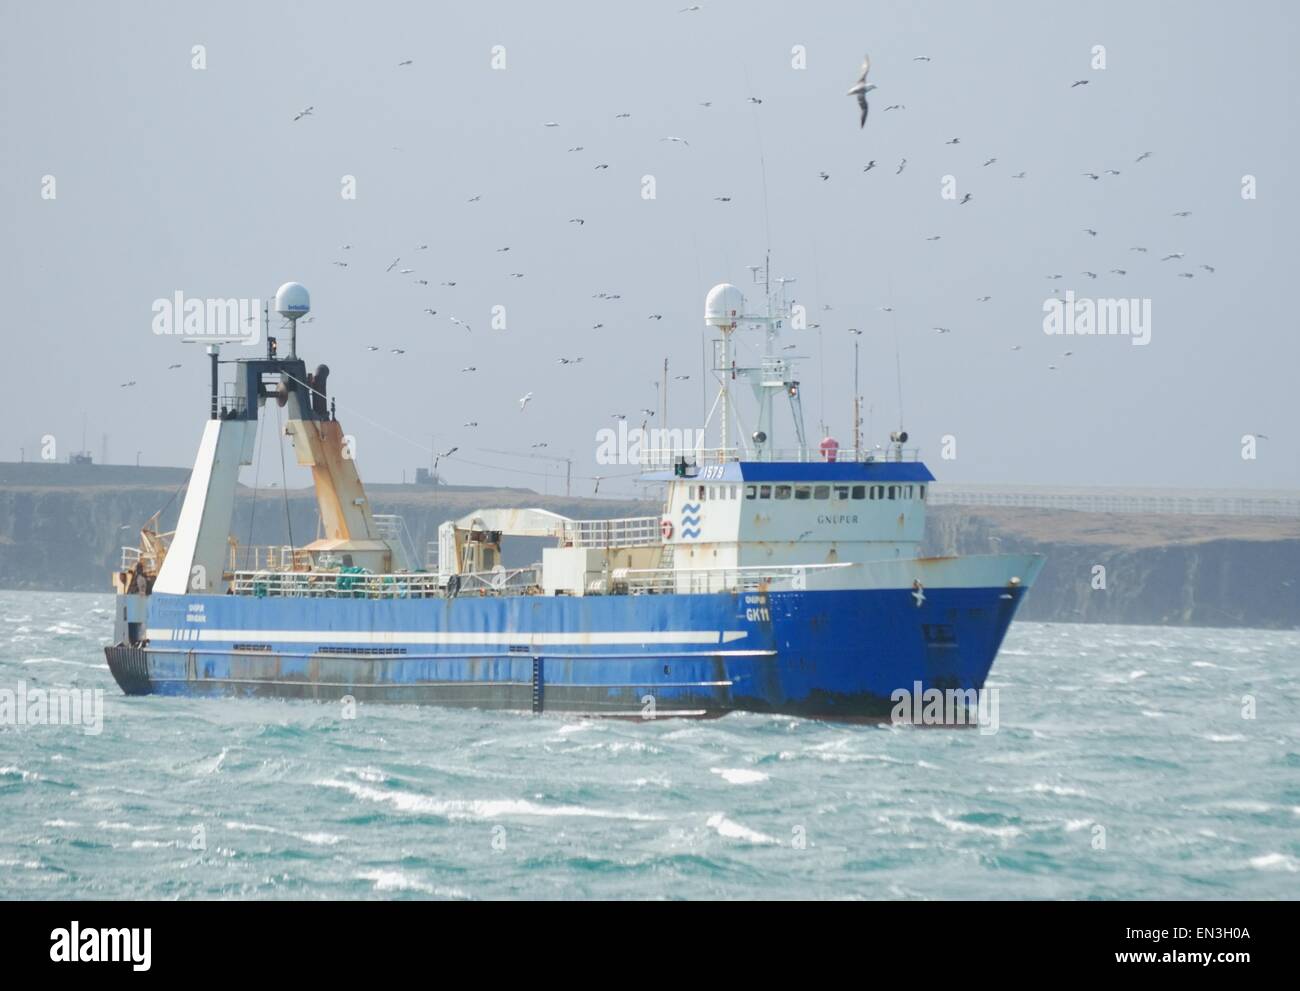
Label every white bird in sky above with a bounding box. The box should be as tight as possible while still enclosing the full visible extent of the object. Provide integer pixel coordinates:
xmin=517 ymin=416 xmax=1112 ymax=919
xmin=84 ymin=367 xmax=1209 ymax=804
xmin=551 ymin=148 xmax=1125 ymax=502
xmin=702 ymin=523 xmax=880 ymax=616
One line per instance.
xmin=292 ymin=106 xmax=314 ymax=121
xmin=846 ymin=54 xmax=876 ymax=129
xmin=519 ymin=392 xmax=534 ymax=411
xmin=660 ymin=136 xmax=690 ymax=147
xmin=1136 ymin=151 xmax=1153 ymax=162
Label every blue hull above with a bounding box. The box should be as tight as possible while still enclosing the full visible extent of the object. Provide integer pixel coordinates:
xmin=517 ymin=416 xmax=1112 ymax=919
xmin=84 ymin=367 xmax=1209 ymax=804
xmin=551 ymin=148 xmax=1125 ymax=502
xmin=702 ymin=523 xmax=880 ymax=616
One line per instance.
xmin=106 ymin=584 xmax=1030 ymax=720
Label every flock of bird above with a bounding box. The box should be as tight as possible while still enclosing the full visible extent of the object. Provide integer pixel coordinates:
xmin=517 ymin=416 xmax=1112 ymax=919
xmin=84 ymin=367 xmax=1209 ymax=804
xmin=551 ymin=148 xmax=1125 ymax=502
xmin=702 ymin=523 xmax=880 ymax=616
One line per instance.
xmin=128 ymin=30 xmax=1223 ymax=491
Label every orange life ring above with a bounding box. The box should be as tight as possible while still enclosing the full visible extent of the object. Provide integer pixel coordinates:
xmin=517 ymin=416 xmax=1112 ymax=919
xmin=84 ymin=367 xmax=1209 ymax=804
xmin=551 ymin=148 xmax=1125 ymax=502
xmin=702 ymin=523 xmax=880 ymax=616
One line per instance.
xmin=661 ymin=519 xmax=674 ymax=540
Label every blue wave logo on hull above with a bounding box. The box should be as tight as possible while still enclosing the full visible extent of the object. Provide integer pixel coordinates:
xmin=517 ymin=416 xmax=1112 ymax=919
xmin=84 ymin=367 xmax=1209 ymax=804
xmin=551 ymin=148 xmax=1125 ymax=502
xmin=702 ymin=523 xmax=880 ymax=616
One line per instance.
xmin=681 ymin=502 xmax=702 ymax=539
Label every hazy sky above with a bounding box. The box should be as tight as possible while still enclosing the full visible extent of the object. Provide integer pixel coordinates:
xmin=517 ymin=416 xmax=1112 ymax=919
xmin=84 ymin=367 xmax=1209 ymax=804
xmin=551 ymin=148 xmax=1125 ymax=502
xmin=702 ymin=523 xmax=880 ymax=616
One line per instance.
xmin=2 ymin=0 xmax=1297 ymax=498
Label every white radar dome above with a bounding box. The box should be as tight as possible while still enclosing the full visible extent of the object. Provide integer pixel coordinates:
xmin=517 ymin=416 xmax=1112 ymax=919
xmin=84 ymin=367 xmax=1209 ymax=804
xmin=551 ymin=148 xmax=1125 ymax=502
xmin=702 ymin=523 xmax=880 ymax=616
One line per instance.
xmin=275 ymin=282 xmax=311 ymax=320
xmin=704 ymin=283 xmax=745 ymax=327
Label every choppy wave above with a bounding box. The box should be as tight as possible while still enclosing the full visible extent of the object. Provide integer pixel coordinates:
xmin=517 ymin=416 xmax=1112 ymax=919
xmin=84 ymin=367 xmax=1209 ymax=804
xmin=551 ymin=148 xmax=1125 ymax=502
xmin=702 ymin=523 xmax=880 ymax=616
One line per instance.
xmin=2 ymin=590 xmax=1299 ymax=899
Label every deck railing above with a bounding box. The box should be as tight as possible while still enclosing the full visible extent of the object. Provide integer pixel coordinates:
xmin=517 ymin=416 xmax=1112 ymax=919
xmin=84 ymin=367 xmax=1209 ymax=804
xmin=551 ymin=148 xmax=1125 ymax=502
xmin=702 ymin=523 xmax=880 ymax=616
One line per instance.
xmin=560 ymin=516 xmax=661 ymax=548
xmin=637 ymin=447 xmax=922 ymax=470
xmin=229 ymin=566 xmax=541 ymax=599
xmin=612 ymin=561 xmax=852 ymax=595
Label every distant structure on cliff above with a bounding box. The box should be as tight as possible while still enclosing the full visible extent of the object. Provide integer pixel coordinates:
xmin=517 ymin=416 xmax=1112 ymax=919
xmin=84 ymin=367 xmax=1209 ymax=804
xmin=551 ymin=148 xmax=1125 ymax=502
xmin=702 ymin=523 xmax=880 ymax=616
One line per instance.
xmin=928 ymin=485 xmax=1300 ymax=518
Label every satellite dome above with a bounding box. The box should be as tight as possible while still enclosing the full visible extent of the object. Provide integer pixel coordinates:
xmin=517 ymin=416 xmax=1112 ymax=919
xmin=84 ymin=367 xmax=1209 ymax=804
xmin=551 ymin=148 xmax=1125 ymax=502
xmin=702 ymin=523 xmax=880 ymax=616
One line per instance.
xmin=704 ymin=283 xmax=745 ymax=327
xmin=275 ymin=282 xmax=310 ymax=320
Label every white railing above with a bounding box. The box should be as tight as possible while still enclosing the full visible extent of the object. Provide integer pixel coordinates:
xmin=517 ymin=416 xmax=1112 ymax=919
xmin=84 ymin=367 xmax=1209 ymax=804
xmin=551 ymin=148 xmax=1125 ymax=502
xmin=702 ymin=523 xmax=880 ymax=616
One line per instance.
xmin=231 ymin=570 xmax=444 ymax=599
xmin=372 ymin=513 xmax=421 ymax=569
xmin=637 ymin=447 xmax=922 ymax=470
xmin=612 ymin=561 xmax=852 ymax=595
xmin=560 ymin=517 xmax=661 ymax=548
xmin=452 ymin=567 xmax=541 ymax=594
xmin=229 ymin=566 xmax=541 ymax=599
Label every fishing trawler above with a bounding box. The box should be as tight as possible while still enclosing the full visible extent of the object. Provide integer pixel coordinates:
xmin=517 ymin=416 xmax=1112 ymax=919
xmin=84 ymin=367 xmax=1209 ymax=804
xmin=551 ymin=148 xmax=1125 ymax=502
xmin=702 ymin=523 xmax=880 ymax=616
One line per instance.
xmin=105 ymin=274 xmax=1043 ymax=720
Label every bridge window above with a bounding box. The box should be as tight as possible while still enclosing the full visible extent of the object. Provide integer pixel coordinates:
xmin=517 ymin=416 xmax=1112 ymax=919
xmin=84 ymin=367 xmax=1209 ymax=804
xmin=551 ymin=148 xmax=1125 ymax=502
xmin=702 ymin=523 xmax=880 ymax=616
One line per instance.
xmin=919 ymin=485 xmax=926 ymax=500
xmin=888 ymin=485 xmax=898 ymax=499
xmin=794 ymin=485 xmax=811 ymax=500
xmin=759 ymin=484 xmax=772 ymax=499
xmin=813 ymin=485 xmax=830 ymax=500
xmin=774 ymin=484 xmax=792 ymax=500
xmin=872 ymin=485 xmax=884 ymax=500
xmin=851 ymin=485 xmax=866 ymax=499
xmin=834 ymin=485 xmax=850 ymax=500
xmin=904 ymin=485 xmax=913 ymax=498
xmin=745 ymin=484 xmax=757 ymax=499
xmin=729 ymin=485 xmax=737 ymax=499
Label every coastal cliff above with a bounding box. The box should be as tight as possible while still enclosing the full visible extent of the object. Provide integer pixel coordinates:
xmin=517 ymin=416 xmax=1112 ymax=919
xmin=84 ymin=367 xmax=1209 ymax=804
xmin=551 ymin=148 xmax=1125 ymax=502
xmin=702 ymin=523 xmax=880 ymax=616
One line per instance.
xmin=0 ymin=468 xmax=1296 ymax=629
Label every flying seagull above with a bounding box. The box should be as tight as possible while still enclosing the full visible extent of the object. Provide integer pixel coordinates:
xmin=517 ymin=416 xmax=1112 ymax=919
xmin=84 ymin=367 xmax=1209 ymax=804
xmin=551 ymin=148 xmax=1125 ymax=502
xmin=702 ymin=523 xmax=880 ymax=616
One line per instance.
xmin=1071 ymin=79 xmax=1089 ymax=88
xmin=1136 ymin=151 xmax=1153 ymax=162
xmin=913 ymin=55 xmax=932 ymax=62
xmin=863 ymin=160 xmax=877 ymax=172
xmin=397 ymin=59 xmax=413 ymax=67
xmin=518 ymin=392 xmax=534 ymax=411
xmin=292 ymin=106 xmax=314 ymax=121
xmin=959 ymin=192 xmax=973 ymax=204
xmin=846 ymin=54 xmax=876 ymax=128
xmin=896 ymin=158 xmax=907 ymax=175
xmin=660 ymin=136 xmax=690 ymax=147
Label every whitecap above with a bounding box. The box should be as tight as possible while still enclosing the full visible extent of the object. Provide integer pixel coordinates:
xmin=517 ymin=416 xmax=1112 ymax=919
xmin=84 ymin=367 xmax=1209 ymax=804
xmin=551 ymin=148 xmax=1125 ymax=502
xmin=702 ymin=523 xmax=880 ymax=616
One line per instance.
xmin=705 ymin=813 xmax=778 ymax=845
xmin=356 ymin=870 xmax=469 ymax=898
xmin=709 ymin=767 xmax=769 ymax=785
xmin=1248 ymin=853 xmax=1298 ymax=872
xmin=316 ymin=778 xmax=663 ymax=822
xmin=930 ymin=811 xmax=1022 ymax=840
